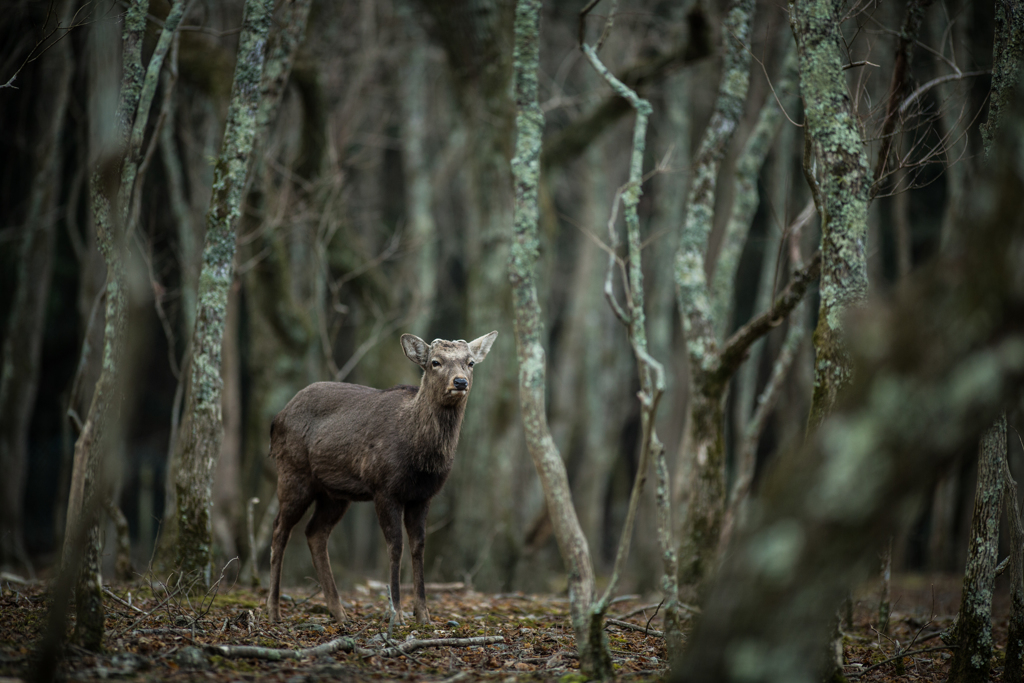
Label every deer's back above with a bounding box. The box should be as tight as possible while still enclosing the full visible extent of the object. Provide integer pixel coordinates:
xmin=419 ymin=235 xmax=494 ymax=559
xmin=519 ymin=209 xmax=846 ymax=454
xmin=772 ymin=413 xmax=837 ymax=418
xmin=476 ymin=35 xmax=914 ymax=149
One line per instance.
xmin=271 ymin=381 xmax=434 ymax=501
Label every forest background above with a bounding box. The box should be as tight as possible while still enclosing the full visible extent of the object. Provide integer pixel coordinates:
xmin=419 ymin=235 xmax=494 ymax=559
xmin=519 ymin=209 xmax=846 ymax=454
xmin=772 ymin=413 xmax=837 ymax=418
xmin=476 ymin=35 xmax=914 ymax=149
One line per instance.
xmin=1 ymin=0 xmax=1022 ymax=679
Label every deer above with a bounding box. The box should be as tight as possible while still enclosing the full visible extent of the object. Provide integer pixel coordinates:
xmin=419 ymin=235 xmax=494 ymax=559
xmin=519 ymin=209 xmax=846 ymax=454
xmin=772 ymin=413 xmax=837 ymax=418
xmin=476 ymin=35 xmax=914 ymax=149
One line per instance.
xmin=266 ymin=331 xmax=498 ymax=626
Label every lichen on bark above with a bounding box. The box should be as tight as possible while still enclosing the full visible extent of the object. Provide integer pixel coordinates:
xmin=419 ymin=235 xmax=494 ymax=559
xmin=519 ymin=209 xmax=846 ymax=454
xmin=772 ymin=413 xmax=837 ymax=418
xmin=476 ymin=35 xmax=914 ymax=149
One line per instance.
xmin=509 ymin=2 xmax=611 ymax=679
xmin=174 ymin=0 xmax=273 ymax=585
xmin=674 ymin=0 xmax=755 ymax=592
xmin=789 ymin=0 xmax=870 ymax=430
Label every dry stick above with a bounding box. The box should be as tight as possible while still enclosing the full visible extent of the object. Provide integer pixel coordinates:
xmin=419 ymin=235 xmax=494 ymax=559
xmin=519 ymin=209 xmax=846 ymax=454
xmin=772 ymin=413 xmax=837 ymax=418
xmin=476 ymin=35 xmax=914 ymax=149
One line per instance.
xmin=102 ymin=587 xmax=145 ymax=614
xmin=206 ymin=635 xmax=505 ymax=661
xmin=605 ymin=618 xmax=664 ymax=638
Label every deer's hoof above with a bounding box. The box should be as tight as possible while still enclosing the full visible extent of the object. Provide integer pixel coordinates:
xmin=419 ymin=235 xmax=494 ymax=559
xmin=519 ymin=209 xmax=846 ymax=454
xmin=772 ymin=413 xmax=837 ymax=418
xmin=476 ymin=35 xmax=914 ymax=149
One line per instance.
xmin=388 ymin=608 xmax=405 ymax=626
xmin=413 ymin=605 xmax=431 ymax=624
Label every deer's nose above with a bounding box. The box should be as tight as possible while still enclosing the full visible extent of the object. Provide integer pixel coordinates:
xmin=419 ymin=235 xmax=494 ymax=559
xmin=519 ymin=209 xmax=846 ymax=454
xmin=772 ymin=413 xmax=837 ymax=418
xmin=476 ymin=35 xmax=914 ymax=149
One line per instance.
xmin=453 ymin=377 xmax=468 ymax=391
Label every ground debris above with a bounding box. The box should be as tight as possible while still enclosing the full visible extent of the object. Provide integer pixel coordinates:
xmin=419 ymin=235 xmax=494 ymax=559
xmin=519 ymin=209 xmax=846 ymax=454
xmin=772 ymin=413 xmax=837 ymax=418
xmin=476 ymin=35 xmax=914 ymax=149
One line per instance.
xmin=0 ymin=574 xmax=999 ymax=681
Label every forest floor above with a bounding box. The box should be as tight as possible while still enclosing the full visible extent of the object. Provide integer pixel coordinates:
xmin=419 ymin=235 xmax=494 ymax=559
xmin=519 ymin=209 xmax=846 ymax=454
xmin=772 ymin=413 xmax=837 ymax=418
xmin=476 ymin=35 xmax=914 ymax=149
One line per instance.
xmin=0 ymin=572 xmax=1008 ymax=682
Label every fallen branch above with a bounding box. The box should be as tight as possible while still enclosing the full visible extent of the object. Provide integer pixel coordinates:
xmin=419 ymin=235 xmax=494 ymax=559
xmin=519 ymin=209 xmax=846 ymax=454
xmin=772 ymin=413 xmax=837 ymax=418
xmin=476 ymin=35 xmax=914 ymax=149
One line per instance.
xmin=377 ymin=636 xmax=505 ymax=658
xmin=206 ymin=637 xmax=369 ymax=660
xmin=206 ymin=635 xmax=505 ymax=661
xmin=605 ymin=617 xmax=664 ymax=637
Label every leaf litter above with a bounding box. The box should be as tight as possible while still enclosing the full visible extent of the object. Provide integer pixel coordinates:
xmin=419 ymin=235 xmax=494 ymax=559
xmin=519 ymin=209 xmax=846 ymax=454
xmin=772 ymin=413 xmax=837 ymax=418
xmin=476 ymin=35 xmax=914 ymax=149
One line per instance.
xmin=0 ymin=573 xmax=1008 ymax=681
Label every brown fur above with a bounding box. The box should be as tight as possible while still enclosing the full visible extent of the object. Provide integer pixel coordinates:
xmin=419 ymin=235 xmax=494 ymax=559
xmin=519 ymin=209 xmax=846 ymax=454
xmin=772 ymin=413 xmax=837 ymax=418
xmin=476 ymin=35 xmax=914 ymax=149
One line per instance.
xmin=267 ymin=331 xmax=497 ymax=624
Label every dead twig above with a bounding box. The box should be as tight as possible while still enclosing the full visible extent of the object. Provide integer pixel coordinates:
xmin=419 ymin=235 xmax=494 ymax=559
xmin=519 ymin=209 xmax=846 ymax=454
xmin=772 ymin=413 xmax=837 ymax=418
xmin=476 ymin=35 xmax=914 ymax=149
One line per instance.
xmin=605 ymin=617 xmax=664 ymax=637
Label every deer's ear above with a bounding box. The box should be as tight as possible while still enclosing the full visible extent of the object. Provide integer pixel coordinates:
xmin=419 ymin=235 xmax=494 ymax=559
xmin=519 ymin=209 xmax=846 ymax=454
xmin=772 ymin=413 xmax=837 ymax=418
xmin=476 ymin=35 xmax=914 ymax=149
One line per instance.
xmin=401 ymin=334 xmax=430 ymax=368
xmin=468 ymin=331 xmax=498 ymax=363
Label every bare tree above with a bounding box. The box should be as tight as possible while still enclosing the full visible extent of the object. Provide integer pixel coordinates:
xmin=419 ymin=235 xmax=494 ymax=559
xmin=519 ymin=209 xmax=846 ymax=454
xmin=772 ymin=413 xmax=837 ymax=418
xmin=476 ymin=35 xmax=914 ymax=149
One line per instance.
xmin=508 ymin=0 xmax=611 ymax=675
xmin=172 ymin=0 xmax=273 ymax=585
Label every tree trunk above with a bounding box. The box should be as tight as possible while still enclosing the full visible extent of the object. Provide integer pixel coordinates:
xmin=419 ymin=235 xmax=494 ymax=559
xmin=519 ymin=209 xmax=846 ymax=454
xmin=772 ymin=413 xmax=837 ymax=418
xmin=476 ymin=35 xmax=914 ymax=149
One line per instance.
xmin=674 ymin=0 xmax=755 ymax=593
xmin=791 ymin=0 xmax=871 ymax=432
xmin=1003 ymin=452 xmax=1024 ymax=683
xmin=0 ymin=0 xmax=74 ymax=575
xmin=173 ymin=0 xmax=273 ymax=585
xmin=508 ymin=2 xmax=611 ymax=677
xmin=63 ymin=0 xmax=154 ymax=648
xmin=947 ymin=417 xmax=1006 ymax=683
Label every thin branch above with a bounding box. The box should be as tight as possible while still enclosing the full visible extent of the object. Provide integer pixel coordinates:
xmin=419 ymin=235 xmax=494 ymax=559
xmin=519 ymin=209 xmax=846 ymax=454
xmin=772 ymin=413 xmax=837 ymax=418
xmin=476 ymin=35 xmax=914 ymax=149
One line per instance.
xmin=899 ymin=70 xmax=989 ymax=115
xmin=716 ymin=251 xmax=821 ymax=382
xmin=605 ymin=618 xmax=664 ymax=637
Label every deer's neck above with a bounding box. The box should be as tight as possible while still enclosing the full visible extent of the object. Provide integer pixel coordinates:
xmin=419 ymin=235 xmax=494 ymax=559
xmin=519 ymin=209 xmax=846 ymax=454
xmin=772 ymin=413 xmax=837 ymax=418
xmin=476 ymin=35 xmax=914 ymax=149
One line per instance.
xmin=408 ymin=391 xmax=466 ymax=472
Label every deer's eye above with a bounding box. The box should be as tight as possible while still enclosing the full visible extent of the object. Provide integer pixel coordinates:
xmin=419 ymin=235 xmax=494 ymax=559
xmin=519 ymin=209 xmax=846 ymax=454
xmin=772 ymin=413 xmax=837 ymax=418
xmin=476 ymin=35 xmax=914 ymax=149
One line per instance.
xmin=431 ymin=360 xmax=441 ymax=368
xmin=468 ymin=360 xmax=475 ymax=367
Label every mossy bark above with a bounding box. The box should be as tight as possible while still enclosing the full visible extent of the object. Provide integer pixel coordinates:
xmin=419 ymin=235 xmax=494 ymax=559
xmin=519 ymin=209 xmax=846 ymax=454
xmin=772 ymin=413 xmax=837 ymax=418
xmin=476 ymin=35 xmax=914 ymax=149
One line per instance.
xmin=509 ymin=3 xmax=611 ymax=678
xmin=790 ymin=0 xmax=870 ymax=430
xmin=711 ymin=44 xmax=798 ymax=340
xmin=674 ymin=0 xmax=755 ymax=592
xmin=64 ymin=0 xmax=150 ymax=650
xmin=174 ymin=0 xmax=273 ymax=585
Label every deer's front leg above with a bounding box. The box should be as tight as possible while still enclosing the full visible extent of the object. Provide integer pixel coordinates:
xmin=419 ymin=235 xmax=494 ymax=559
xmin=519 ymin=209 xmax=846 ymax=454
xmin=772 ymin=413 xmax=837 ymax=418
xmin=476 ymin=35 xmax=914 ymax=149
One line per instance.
xmin=375 ymin=497 xmax=404 ymax=625
xmin=403 ymin=500 xmax=431 ymax=624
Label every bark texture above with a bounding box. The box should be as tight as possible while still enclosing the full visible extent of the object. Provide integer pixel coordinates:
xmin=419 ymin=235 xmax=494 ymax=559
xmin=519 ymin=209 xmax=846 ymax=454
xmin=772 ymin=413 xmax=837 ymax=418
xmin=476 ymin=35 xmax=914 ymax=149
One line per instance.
xmin=174 ymin=0 xmax=273 ymax=584
xmin=790 ymin=0 xmax=870 ymax=430
xmin=509 ymin=3 xmax=610 ymax=677
xmin=674 ymin=0 xmax=755 ymax=592
xmin=63 ymin=0 xmax=151 ymax=649
xmin=947 ymin=417 xmax=1006 ymax=683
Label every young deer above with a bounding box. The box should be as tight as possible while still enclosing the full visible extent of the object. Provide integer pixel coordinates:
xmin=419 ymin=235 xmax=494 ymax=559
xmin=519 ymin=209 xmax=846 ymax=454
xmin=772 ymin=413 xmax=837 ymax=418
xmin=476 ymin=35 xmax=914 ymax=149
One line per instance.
xmin=267 ymin=331 xmax=498 ymax=625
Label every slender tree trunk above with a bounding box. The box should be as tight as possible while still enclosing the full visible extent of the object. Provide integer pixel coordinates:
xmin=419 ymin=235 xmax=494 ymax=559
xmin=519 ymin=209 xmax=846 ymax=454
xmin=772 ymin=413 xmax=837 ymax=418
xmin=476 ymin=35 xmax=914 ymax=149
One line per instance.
xmin=674 ymin=0 xmax=755 ymax=593
xmin=0 ymin=0 xmax=74 ymax=576
xmin=63 ymin=0 xmax=155 ymax=649
xmin=791 ymin=0 xmax=870 ymax=431
xmin=173 ymin=0 xmax=273 ymax=584
xmin=508 ymin=2 xmax=611 ymax=677
xmin=947 ymin=417 xmax=1006 ymax=683
xmin=789 ymin=0 xmax=871 ymax=674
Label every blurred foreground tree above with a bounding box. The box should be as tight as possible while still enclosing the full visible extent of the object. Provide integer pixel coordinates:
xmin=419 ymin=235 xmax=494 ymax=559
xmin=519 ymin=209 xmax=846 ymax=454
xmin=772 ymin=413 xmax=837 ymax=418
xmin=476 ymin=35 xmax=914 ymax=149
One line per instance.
xmin=675 ymin=66 xmax=1024 ymax=683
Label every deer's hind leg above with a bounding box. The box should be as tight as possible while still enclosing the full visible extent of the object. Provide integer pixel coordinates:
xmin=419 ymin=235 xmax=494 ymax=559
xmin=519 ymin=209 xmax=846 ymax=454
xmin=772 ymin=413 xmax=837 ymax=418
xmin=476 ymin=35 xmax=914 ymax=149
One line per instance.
xmin=269 ymin=469 xmax=314 ymax=622
xmin=305 ymin=496 xmax=350 ymax=622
